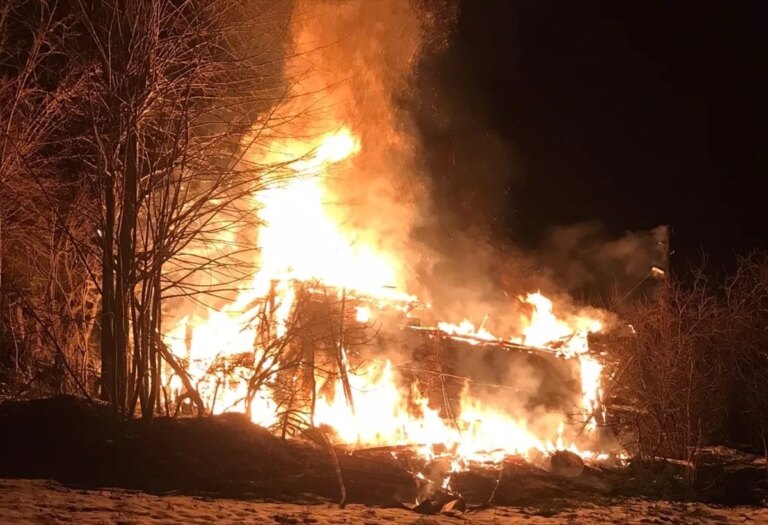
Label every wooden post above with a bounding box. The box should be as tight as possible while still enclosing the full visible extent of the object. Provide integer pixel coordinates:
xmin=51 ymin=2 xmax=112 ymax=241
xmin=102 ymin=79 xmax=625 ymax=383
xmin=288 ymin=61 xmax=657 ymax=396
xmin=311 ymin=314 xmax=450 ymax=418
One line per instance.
xmin=337 ymin=288 xmax=355 ymax=414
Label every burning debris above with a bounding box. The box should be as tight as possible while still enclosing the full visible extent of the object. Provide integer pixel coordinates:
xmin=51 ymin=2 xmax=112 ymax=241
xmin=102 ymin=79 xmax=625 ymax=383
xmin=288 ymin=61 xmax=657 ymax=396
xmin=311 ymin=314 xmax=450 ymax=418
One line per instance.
xmin=157 ymin=124 xmax=623 ymax=507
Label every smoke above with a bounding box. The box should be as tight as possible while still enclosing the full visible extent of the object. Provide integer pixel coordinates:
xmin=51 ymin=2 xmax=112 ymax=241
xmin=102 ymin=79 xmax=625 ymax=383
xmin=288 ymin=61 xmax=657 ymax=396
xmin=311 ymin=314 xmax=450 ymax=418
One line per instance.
xmin=275 ymin=1 xmax=543 ymax=330
xmin=368 ymin=325 xmax=586 ymax=449
xmin=536 ymin=222 xmax=669 ymax=302
xmin=278 ymin=1 xmax=667 ymax=332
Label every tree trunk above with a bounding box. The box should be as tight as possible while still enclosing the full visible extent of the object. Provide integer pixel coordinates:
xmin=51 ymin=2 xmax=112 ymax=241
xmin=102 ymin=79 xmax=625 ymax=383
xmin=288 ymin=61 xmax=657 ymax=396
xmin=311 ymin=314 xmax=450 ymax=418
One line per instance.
xmin=101 ymin=176 xmax=116 ymax=411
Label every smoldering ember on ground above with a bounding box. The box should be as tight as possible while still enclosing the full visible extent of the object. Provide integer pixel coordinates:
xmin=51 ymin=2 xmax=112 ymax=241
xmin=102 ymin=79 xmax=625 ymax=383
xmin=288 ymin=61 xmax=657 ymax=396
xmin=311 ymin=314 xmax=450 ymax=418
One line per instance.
xmin=1 ymin=1 xmax=767 ymax=523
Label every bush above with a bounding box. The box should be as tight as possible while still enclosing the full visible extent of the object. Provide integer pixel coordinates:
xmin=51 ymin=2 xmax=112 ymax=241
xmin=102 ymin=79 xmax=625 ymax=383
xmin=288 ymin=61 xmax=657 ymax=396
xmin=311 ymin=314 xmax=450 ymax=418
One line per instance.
xmin=607 ymin=255 xmax=768 ymax=460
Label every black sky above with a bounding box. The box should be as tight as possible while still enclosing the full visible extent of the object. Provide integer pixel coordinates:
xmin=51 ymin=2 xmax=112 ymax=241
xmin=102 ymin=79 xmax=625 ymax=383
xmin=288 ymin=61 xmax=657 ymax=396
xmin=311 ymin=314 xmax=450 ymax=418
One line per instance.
xmin=416 ymin=1 xmax=768 ymax=271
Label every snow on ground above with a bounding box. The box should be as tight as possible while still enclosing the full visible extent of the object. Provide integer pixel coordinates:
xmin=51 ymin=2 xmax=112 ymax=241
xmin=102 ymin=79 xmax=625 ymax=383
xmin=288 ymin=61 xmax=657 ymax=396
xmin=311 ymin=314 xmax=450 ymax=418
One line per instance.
xmin=1 ymin=478 xmax=765 ymax=524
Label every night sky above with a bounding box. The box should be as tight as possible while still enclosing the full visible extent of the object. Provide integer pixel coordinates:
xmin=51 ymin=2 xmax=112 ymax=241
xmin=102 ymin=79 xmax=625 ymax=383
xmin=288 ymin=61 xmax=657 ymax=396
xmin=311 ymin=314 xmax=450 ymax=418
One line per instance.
xmin=417 ymin=1 xmax=768 ymax=272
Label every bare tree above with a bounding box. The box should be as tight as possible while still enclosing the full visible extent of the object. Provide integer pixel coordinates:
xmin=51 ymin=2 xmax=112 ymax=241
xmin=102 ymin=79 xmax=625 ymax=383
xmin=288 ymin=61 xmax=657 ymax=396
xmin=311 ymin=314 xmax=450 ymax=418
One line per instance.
xmin=0 ymin=0 xmax=96 ymax=396
xmin=64 ymin=0 xmax=298 ymax=422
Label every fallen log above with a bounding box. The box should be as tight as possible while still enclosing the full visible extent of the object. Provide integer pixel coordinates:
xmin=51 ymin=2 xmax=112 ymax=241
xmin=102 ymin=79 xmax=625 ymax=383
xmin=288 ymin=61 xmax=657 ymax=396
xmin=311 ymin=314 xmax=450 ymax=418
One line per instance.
xmin=342 ymin=443 xmax=425 ymax=456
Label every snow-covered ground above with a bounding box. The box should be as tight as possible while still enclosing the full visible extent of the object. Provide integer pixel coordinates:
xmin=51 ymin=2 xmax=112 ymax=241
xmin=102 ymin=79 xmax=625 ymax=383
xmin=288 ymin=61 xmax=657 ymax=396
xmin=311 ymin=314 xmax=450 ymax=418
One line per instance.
xmin=1 ymin=478 xmax=765 ymax=524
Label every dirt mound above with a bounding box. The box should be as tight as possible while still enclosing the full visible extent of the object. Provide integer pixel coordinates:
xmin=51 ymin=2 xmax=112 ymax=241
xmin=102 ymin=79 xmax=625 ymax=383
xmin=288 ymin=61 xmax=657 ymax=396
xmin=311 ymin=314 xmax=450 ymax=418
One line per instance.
xmin=0 ymin=396 xmax=414 ymax=504
xmin=1 ymin=396 xmax=764 ymax=507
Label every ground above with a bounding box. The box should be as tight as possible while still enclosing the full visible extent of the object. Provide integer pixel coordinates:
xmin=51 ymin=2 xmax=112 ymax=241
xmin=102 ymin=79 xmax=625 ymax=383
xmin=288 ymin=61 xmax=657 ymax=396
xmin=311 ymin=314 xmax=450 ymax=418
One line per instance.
xmin=1 ymin=479 xmax=765 ymax=525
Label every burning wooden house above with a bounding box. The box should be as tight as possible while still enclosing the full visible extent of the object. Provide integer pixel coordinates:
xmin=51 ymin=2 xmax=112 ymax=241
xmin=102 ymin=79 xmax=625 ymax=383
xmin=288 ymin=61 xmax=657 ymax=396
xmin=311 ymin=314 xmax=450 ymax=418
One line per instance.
xmin=152 ymin=118 xmax=623 ymax=501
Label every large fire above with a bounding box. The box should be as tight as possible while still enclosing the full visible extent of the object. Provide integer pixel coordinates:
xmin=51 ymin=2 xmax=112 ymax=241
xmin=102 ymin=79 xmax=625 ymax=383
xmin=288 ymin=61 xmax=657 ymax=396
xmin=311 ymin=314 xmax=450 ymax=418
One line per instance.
xmin=161 ymin=127 xmax=613 ymax=469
